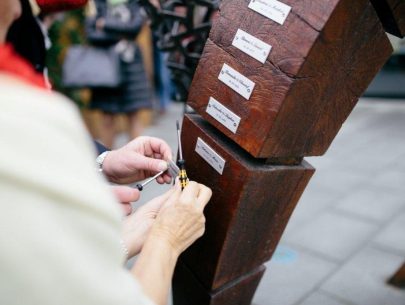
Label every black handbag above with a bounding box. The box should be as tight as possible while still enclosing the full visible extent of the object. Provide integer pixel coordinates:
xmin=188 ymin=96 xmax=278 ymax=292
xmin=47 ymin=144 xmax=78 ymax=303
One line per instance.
xmin=62 ymin=45 xmax=122 ymax=89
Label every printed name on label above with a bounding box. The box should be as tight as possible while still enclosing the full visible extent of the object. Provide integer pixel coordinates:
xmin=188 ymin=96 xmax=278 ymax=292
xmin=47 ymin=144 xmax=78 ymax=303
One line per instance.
xmin=218 ymin=63 xmax=255 ymax=100
xmin=248 ymin=0 xmax=291 ymax=25
xmin=232 ymin=29 xmax=272 ymax=64
xmin=206 ymin=97 xmax=241 ymax=134
xmin=195 ymin=138 xmax=226 ymax=175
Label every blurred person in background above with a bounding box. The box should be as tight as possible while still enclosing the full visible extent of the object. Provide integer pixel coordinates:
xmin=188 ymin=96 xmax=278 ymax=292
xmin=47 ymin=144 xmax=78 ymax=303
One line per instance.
xmin=6 ymin=0 xmax=174 ymax=215
xmin=153 ymin=33 xmax=173 ymax=114
xmin=86 ymin=0 xmax=153 ymax=148
xmin=0 ymin=1 xmax=212 ymax=305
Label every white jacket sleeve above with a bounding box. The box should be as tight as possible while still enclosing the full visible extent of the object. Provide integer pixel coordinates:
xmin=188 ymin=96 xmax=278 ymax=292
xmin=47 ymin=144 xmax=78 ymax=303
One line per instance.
xmin=0 ymin=75 xmax=155 ymax=305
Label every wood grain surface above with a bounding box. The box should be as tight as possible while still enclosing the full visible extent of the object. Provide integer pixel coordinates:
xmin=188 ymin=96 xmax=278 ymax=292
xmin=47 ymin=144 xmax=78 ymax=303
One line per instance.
xmin=173 ymin=262 xmax=265 ymax=305
xmin=177 ymin=114 xmax=314 ymax=290
xmin=188 ymin=0 xmax=393 ymax=158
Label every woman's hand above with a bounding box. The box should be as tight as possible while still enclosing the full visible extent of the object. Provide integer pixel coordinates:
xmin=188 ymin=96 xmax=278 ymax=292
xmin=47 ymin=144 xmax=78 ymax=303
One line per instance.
xmin=121 ymin=187 xmax=175 ymax=258
xmin=102 ymin=136 xmax=173 ymax=185
xmin=121 ymin=181 xmax=212 ymax=258
xmin=131 ymin=181 xmax=212 ymax=305
xmin=110 ymin=185 xmax=140 ymax=216
xmin=148 ymin=181 xmax=212 ymax=256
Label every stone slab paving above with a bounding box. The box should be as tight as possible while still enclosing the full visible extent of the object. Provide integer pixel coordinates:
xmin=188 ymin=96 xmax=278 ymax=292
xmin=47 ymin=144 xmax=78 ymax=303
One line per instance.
xmin=321 ymin=246 xmax=405 ymax=305
xmin=373 ymin=213 xmax=405 ymax=256
xmin=285 ymin=211 xmax=380 ymax=262
xmin=252 ymin=247 xmax=337 ymax=305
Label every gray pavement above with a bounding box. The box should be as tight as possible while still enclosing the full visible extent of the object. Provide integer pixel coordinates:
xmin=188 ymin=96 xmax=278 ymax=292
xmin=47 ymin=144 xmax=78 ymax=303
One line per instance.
xmin=118 ymin=97 xmax=405 ymax=305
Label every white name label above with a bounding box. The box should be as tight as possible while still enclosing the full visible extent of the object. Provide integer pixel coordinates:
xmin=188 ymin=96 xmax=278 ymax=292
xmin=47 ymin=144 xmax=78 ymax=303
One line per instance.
xmin=195 ymin=138 xmax=226 ymax=175
xmin=218 ymin=63 xmax=255 ymax=100
xmin=232 ymin=29 xmax=272 ymax=64
xmin=206 ymin=97 xmax=241 ymax=134
xmin=248 ymin=0 xmax=291 ymax=25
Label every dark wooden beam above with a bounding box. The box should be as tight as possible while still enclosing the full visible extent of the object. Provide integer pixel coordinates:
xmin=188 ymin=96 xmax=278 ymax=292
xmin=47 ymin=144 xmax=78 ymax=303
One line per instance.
xmin=173 ymin=262 xmax=266 ymax=305
xmin=370 ymin=0 xmax=405 ymax=38
xmin=188 ymin=0 xmax=392 ymax=158
xmin=174 ymin=114 xmax=314 ymax=290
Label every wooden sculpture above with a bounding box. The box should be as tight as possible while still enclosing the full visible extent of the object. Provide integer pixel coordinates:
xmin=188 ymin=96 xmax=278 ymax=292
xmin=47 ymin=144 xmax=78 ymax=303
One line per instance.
xmin=188 ymin=0 xmax=392 ymax=158
xmin=175 ymin=115 xmax=314 ymax=290
xmin=169 ymin=1 xmax=394 ymax=304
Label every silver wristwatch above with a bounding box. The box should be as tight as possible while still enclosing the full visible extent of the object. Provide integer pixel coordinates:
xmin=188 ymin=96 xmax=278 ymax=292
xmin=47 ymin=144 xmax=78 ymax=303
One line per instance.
xmin=96 ymin=151 xmax=110 ymax=172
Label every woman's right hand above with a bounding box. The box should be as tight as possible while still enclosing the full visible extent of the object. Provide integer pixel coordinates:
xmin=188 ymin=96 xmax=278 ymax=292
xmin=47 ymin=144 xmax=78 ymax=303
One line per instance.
xmin=132 ymin=181 xmax=212 ymax=305
xmin=148 ymin=181 xmax=212 ymax=256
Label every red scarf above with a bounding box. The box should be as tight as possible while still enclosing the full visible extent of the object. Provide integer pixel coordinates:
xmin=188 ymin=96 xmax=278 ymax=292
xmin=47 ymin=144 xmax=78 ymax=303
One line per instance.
xmin=36 ymin=0 xmax=88 ymax=13
xmin=0 ymin=44 xmax=47 ymax=89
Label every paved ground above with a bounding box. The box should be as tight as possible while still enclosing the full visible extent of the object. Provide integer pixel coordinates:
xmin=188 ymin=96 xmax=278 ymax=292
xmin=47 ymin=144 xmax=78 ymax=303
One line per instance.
xmin=118 ymin=97 xmax=405 ymax=305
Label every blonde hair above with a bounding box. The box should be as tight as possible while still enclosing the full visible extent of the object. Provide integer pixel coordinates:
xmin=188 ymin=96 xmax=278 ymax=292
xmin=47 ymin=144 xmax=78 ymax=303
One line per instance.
xmin=85 ymin=0 xmax=97 ymax=17
xmin=28 ymin=0 xmax=41 ymax=16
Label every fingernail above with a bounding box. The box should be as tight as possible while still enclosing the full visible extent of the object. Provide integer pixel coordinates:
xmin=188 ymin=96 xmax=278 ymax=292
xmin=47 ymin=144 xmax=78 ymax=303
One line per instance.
xmin=158 ymin=161 xmax=168 ymax=171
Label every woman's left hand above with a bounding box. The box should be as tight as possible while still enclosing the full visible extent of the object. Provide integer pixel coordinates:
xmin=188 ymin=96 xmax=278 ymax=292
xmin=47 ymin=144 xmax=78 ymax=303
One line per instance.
xmin=110 ymin=185 xmax=140 ymax=216
xmin=121 ymin=187 xmax=175 ymax=258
